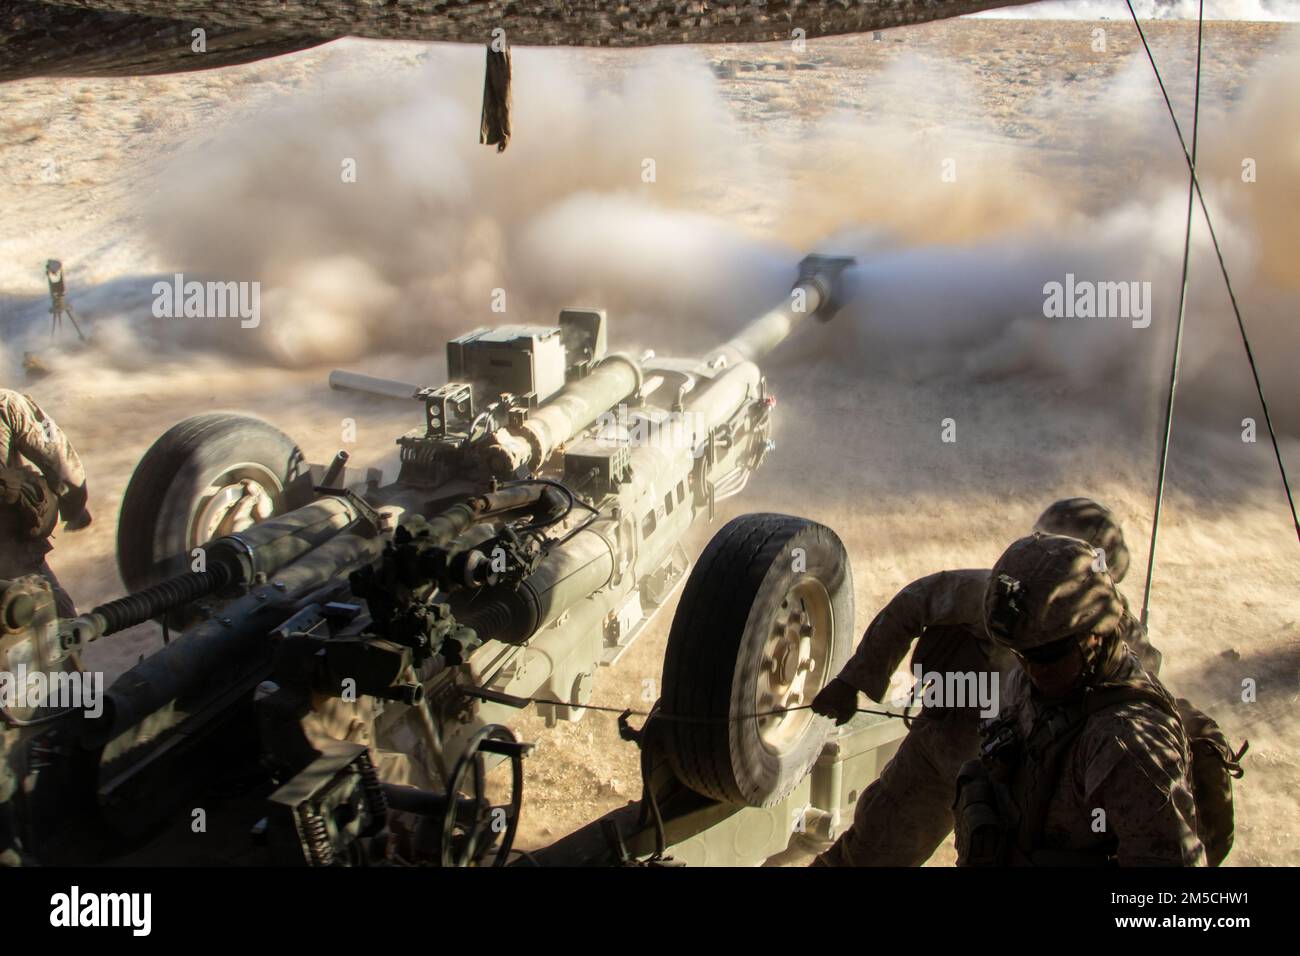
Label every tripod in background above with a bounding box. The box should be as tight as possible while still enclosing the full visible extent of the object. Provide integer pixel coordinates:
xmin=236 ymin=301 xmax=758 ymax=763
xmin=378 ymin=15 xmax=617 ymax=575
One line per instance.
xmin=45 ymin=259 xmax=86 ymax=342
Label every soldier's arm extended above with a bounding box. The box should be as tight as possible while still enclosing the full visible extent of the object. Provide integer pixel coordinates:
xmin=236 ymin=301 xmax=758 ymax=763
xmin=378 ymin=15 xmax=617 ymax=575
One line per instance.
xmin=836 ymin=568 xmax=991 ymax=702
xmin=0 ymin=391 xmax=89 ymax=522
xmin=1084 ymin=714 xmax=1206 ymax=867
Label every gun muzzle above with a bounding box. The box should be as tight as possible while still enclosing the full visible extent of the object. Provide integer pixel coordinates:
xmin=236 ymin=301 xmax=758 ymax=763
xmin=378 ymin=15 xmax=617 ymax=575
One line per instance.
xmin=711 ymin=253 xmax=856 ymax=364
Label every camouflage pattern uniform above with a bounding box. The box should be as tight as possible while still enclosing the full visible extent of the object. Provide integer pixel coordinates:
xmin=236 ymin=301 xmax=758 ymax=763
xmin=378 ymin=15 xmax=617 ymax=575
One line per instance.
xmin=954 ymin=533 xmax=1203 ymax=866
xmin=813 ymin=499 xmax=1158 ymax=867
xmin=815 ymin=570 xmax=1007 ymax=866
xmin=0 ymin=389 xmax=88 ymax=616
xmin=982 ymin=658 xmax=1204 ymax=866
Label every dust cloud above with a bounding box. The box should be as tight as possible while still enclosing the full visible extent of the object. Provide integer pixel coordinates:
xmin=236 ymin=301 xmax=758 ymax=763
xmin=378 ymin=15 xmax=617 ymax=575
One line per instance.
xmin=2 ymin=19 xmax=1296 ymax=863
xmin=136 ymin=46 xmax=789 ymax=366
xmin=109 ymin=38 xmax=1300 ymax=436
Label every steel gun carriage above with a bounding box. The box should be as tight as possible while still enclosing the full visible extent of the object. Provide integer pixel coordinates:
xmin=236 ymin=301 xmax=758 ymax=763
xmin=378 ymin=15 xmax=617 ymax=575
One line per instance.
xmin=0 ymin=255 xmax=906 ymax=866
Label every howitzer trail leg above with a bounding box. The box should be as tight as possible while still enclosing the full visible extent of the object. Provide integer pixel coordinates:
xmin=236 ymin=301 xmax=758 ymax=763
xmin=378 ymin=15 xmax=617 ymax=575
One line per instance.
xmin=813 ymin=709 xmax=980 ymax=867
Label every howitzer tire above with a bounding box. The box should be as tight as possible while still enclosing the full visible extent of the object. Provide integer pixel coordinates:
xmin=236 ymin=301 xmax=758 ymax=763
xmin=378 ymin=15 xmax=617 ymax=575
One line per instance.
xmin=661 ymin=513 xmax=852 ymax=807
xmin=117 ymin=413 xmax=306 ymax=593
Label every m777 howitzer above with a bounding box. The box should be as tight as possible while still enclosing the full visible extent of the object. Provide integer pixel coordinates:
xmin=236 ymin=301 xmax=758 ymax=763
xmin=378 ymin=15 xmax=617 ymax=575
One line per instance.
xmin=0 ymin=254 xmax=907 ymax=866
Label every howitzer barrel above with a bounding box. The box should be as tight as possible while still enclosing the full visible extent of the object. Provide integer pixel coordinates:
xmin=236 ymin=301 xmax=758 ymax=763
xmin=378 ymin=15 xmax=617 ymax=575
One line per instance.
xmin=685 ymin=359 xmax=761 ymax=434
xmin=710 ymin=254 xmax=856 ymax=364
xmin=513 ymin=352 xmax=641 ymax=451
xmin=485 ymin=353 xmax=642 ymax=475
xmin=484 ymin=255 xmax=851 ymax=475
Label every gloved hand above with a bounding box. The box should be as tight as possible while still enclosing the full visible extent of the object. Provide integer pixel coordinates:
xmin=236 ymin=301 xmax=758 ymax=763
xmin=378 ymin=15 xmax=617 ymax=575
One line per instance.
xmin=59 ymin=482 xmax=89 ymax=523
xmin=811 ymin=677 xmax=860 ymax=726
xmin=63 ymin=507 xmax=92 ymax=531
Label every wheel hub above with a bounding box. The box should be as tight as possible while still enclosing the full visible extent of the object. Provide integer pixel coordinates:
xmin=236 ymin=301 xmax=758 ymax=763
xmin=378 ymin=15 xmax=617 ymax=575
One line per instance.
xmin=755 ymin=579 xmax=833 ymax=754
xmin=192 ymin=464 xmax=282 ymax=547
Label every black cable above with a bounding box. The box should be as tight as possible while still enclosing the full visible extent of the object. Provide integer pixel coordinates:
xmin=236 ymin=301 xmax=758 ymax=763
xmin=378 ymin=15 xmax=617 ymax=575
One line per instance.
xmin=511 ymin=481 xmax=574 ymax=532
xmin=500 ymin=476 xmax=605 ymax=548
xmin=1138 ymin=0 xmax=1204 ymax=628
xmin=1126 ymin=1 xmax=1300 ymax=548
xmin=551 ymin=509 xmax=602 ymax=548
xmin=0 ymin=700 xmax=79 ymax=727
xmin=498 ymin=477 xmax=599 ymax=533
xmin=499 ymin=476 xmax=587 ymax=511
xmin=462 ymin=687 xmax=912 ymax=725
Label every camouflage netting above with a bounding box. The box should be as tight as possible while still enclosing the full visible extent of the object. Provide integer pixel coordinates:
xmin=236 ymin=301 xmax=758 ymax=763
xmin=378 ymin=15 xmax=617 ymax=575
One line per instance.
xmin=1 ymin=0 xmax=1035 ymax=81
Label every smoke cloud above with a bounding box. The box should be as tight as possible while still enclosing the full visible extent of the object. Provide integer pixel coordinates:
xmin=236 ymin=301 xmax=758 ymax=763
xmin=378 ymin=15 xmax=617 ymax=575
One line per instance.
xmin=11 ymin=31 xmax=1296 ymax=435
xmin=3 ymin=23 xmax=1295 ymax=864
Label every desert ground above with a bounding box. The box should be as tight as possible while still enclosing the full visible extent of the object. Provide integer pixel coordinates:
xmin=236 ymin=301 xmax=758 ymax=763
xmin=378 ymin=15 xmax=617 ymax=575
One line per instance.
xmin=1 ymin=16 xmax=1297 ymax=865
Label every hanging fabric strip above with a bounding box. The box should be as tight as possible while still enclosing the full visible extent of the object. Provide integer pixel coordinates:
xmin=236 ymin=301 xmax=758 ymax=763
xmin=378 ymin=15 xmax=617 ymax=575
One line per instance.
xmin=479 ymin=41 xmax=512 ymax=153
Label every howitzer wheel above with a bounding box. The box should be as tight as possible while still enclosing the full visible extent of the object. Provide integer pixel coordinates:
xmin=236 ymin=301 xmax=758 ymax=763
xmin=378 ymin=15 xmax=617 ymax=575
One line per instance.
xmin=660 ymin=513 xmax=852 ymax=807
xmin=117 ymin=413 xmax=306 ymax=594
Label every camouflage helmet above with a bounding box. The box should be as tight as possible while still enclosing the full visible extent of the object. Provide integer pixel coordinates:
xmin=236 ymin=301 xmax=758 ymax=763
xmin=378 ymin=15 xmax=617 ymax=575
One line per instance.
xmin=1033 ymin=497 xmax=1130 ymax=583
xmin=984 ymin=533 xmax=1125 ymax=652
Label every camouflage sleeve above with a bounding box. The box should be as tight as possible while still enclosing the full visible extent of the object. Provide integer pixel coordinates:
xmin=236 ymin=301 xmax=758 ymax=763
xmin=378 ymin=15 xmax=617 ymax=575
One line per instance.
xmin=0 ymin=391 xmax=88 ymax=517
xmin=1080 ymin=707 xmax=1206 ymax=867
xmin=837 ymin=569 xmax=991 ymax=702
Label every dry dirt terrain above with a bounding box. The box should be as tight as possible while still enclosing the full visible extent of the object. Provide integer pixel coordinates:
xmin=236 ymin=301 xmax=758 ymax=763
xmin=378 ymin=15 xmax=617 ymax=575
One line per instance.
xmin=1 ymin=17 xmax=1297 ymax=865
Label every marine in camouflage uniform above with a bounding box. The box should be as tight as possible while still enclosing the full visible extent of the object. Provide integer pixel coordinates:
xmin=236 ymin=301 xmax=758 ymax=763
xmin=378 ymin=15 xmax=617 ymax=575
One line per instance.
xmin=953 ymin=533 xmax=1203 ymax=866
xmin=0 ymin=388 xmax=91 ymax=616
xmin=810 ymin=498 xmax=1158 ymax=867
